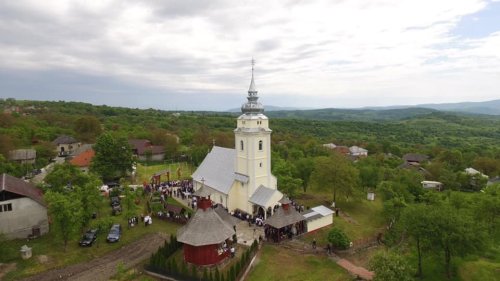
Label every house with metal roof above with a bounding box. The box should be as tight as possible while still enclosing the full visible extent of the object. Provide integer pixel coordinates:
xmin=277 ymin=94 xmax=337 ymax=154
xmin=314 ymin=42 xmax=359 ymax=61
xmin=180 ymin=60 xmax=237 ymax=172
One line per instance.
xmin=191 ymin=62 xmax=283 ymax=219
xmin=303 ymin=205 xmax=334 ymax=232
xmin=0 ymin=173 xmax=49 ymax=239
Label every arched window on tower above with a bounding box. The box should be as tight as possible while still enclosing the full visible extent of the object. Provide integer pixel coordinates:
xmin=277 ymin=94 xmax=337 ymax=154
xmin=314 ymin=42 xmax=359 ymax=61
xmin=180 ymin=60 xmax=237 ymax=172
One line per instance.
xmin=259 ymin=140 xmax=263 ymax=151
xmin=240 ymin=140 xmax=244 ymax=151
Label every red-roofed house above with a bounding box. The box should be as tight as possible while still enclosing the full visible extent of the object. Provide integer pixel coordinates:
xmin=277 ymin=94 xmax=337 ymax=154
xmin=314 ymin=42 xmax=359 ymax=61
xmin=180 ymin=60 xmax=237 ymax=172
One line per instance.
xmin=128 ymin=139 xmax=165 ymax=161
xmin=70 ymin=149 xmax=95 ymax=173
xmin=0 ymin=173 xmax=49 ymax=239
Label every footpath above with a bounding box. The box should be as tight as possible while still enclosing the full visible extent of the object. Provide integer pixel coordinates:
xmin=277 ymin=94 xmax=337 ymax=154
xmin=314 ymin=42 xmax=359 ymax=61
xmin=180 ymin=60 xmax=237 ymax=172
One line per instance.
xmin=282 ymin=239 xmax=374 ymax=280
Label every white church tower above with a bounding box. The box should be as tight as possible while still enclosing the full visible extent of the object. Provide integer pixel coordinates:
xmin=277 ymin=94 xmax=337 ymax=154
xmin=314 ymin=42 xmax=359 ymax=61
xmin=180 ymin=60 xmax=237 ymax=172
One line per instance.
xmin=191 ymin=60 xmax=281 ymax=218
xmin=234 ymin=60 xmax=277 ymax=198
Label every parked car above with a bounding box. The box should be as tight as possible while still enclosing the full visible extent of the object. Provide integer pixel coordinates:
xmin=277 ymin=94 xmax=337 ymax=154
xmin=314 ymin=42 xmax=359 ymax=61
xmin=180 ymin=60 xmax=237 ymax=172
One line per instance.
xmin=110 ymin=196 xmax=121 ymax=206
xmin=111 ymin=204 xmax=122 ymax=216
xmin=79 ymin=229 xmax=98 ymax=247
xmin=106 ymin=224 xmax=121 ymax=243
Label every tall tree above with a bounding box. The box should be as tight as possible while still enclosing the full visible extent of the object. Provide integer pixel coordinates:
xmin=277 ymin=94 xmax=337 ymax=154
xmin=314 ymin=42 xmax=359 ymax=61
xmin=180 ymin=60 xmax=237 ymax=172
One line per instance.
xmin=45 ymin=163 xmax=89 ymax=192
xmin=273 ymin=156 xmax=303 ymax=198
xmin=45 ymin=191 xmax=83 ymax=251
xmin=91 ymin=133 xmax=133 ymax=181
xmin=402 ymin=204 xmax=433 ymax=277
xmin=310 ymin=153 xmax=359 ymax=206
xmin=425 ymin=204 xmax=487 ymax=279
xmin=74 ymin=175 xmax=102 ymax=227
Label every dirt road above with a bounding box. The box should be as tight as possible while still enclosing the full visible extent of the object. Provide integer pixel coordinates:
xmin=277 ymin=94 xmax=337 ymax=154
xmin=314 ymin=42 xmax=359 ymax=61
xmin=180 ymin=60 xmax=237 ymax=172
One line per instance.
xmin=21 ymin=233 xmax=167 ymax=281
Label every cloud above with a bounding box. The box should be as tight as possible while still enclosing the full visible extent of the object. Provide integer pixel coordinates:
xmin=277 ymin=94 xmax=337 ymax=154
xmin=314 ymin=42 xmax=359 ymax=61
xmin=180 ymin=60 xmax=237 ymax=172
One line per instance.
xmin=0 ymin=0 xmax=499 ymax=110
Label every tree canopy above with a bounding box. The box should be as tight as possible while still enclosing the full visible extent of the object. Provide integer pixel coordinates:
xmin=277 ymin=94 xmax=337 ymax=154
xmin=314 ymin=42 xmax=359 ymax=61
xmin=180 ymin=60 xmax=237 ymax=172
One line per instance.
xmin=90 ymin=132 xmax=134 ymax=181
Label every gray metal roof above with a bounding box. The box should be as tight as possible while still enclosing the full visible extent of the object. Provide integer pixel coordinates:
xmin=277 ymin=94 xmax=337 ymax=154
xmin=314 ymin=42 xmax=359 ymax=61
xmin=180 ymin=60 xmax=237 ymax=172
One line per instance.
xmin=249 ymin=185 xmax=282 ymax=207
xmin=192 ymin=146 xmax=238 ymax=195
xmin=303 ymin=205 xmax=334 ymax=221
xmin=177 ymin=208 xmax=235 ymax=246
xmin=265 ymin=206 xmax=306 ymax=229
xmin=241 ymin=61 xmax=264 ymax=115
xmin=303 ymin=210 xmax=323 ymax=221
xmin=234 ymin=173 xmax=249 ymax=183
xmin=311 ymin=205 xmax=334 ymax=216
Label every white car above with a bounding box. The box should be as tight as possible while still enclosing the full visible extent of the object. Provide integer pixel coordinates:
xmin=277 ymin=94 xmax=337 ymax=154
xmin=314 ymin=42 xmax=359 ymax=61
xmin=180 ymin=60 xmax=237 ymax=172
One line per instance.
xmin=100 ymin=185 xmax=110 ymax=192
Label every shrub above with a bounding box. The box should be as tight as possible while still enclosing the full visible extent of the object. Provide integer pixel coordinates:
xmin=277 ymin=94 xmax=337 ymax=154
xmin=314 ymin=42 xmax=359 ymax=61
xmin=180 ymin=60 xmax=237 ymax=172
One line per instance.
xmin=327 ymin=227 xmax=350 ymax=249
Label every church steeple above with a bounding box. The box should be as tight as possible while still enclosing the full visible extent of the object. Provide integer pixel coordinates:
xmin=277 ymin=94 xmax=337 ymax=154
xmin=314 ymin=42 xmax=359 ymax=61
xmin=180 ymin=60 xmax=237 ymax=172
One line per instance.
xmin=241 ymin=59 xmax=264 ymax=115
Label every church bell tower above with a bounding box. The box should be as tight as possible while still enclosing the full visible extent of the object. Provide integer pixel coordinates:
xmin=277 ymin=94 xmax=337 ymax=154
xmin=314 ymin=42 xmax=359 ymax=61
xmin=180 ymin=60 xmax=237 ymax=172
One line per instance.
xmin=234 ymin=60 xmax=277 ymax=198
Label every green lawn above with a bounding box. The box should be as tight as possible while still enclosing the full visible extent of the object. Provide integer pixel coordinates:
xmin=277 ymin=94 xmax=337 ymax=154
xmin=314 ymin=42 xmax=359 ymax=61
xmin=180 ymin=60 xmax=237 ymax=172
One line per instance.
xmin=2 ymin=195 xmax=181 ymax=281
xmin=135 ymin=162 xmax=194 ymax=184
xmin=296 ymin=191 xmax=385 ymax=244
xmin=247 ymin=244 xmax=351 ymax=281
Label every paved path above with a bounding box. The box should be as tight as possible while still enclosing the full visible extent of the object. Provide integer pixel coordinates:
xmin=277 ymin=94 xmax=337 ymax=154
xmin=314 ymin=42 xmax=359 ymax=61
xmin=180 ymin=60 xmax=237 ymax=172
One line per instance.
xmin=21 ymin=233 xmax=167 ymax=281
xmin=337 ymin=259 xmax=374 ymax=280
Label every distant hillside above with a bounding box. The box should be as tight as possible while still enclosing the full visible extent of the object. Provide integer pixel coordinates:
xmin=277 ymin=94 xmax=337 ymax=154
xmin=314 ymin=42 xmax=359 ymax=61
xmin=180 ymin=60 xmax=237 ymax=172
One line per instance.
xmin=418 ymin=99 xmax=500 ymax=115
xmin=265 ymin=107 xmax=439 ymax=122
xmin=363 ymin=99 xmax=500 ymax=115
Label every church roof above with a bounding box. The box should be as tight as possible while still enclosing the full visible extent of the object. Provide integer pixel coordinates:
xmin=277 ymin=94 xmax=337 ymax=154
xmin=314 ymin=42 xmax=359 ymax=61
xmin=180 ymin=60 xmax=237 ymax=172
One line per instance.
xmin=214 ymin=205 xmax=240 ymax=227
xmin=249 ymin=185 xmax=283 ymax=208
xmin=265 ymin=205 xmax=306 ymax=229
xmin=193 ymin=185 xmax=212 ymax=197
xmin=192 ymin=146 xmax=238 ymax=195
xmin=177 ymin=207 xmax=235 ymax=246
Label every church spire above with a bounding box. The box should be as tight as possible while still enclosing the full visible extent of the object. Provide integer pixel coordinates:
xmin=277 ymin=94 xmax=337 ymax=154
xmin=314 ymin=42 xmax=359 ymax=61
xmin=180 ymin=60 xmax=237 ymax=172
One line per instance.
xmin=241 ymin=58 xmax=264 ymax=114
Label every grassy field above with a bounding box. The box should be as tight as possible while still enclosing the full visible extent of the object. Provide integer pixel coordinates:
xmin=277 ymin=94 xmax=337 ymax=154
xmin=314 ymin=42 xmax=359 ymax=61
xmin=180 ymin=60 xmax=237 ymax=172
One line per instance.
xmin=2 ymin=196 xmax=180 ymax=281
xmin=247 ymin=244 xmax=351 ymax=281
xmin=296 ymin=191 xmax=386 ymax=245
xmin=135 ymin=162 xmax=194 ymax=184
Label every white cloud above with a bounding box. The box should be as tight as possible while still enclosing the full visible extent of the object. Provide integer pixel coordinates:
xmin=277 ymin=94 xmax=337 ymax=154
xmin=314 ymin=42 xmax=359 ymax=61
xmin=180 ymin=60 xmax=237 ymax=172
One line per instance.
xmin=0 ymin=0 xmax=499 ymax=108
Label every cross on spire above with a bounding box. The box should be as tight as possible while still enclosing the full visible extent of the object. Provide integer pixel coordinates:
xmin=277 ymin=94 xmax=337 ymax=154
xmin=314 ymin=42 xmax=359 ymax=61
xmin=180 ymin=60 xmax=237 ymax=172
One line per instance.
xmin=241 ymin=58 xmax=264 ymax=114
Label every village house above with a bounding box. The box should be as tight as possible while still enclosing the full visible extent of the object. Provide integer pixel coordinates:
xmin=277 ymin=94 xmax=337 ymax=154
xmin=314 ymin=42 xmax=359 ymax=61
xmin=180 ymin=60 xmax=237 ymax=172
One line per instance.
xmin=52 ymin=135 xmax=81 ymax=156
xmin=403 ymin=153 xmax=429 ymax=165
xmin=0 ymin=173 xmax=49 ymax=239
xmin=349 ymin=146 xmax=368 ymax=157
xmin=128 ymin=139 xmax=165 ymax=161
xmin=69 ymin=148 xmax=95 ymax=173
xmin=421 ymin=180 xmax=443 ymax=191
xmin=8 ymin=149 xmax=36 ymax=164
xmin=303 ymin=205 xmax=334 ymax=232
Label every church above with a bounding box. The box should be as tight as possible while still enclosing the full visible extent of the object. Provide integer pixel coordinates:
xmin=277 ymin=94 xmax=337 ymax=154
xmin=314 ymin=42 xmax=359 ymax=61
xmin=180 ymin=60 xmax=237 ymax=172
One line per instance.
xmin=191 ymin=63 xmax=283 ymax=219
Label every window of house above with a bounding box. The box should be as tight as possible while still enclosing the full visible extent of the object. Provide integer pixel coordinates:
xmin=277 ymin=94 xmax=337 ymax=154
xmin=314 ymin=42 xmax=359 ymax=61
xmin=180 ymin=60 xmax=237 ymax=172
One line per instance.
xmin=259 ymin=162 xmax=262 ymax=167
xmin=1 ymin=203 xmax=12 ymax=212
xmin=240 ymin=140 xmax=244 ymax=150
xmin=220 ymin=196 xmax=223 ymax=204
xmin=259 ymin=140 xmax=263 ymax=151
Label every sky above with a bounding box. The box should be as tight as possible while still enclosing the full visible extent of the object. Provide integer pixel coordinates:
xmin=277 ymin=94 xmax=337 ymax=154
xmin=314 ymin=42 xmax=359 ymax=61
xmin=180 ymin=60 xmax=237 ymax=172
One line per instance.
xmin=0 ymin=0 xmax=499 ymax=111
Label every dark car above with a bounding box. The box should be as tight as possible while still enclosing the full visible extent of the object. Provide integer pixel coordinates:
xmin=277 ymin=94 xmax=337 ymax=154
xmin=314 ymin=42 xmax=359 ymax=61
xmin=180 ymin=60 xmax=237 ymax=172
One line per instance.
xmin=110 ymin=196 xmax=121 ymax=206
xmin=79 ymin=229 xmax=98 ymax=247
xmin=111 ymin=204 xmax=122 ymax=215
xmin=106 ymin=224 xmax=121 ymax=243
